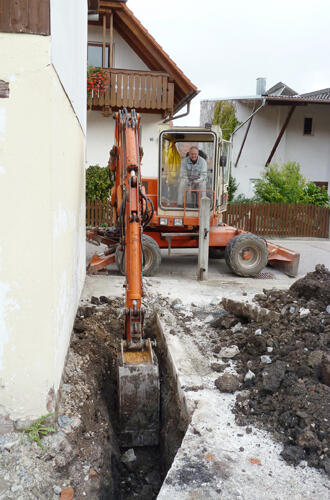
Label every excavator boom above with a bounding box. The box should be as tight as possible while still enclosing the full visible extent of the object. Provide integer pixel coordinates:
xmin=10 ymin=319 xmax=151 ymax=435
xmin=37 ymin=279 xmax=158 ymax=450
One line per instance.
xmin=112 ymin=109 xmax=159 ymax=447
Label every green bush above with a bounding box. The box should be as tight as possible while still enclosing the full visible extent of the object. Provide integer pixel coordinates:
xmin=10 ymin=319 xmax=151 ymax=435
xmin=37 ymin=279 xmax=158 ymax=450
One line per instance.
xmin=86 ymin=165 xmax=113 ymax=201
xmin=254 ymin=162 xmax=329 ymax=206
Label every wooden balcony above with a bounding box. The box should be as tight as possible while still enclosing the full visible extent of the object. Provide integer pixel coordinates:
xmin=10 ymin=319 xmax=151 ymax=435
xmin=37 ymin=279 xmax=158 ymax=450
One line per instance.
xmin=89 ymin=68 xmax=174 ymax=116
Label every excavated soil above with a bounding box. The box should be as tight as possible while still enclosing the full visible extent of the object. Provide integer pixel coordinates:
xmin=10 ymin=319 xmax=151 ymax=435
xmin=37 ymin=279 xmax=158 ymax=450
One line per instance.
xmin=0 ymin=294 xmax=186 ymax=499
xmin=208 ymin=265 xmax=330 ymax=476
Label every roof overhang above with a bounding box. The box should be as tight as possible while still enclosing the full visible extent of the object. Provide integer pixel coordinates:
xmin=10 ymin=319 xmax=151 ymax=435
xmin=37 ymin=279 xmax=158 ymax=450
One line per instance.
xmin=89 ymin=1 xmax=198 ymax=115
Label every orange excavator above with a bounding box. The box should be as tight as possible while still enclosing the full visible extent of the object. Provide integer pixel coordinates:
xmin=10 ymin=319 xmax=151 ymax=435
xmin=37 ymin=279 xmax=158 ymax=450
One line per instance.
xmin=110 ymin=109 xmax=159 ymax=447
xmin=87 ymin=116 xmax=299 ymax=279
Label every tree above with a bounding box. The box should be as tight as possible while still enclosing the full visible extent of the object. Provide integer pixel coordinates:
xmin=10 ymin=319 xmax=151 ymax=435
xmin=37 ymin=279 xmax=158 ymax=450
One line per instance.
xmin=213 ymin=101 xmax=240 ymax=140
xmin=86 ymin=165 xmax=112 ymax=201
xmin=228 ymin=174 xmax=238 ymax=202
xmin=254 ymin=162 xmax=329 ymax=206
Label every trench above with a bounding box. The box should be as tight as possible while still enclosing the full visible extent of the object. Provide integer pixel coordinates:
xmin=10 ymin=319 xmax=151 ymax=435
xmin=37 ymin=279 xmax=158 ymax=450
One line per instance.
xmin=93 ymin=311 xmax=189 ymax=499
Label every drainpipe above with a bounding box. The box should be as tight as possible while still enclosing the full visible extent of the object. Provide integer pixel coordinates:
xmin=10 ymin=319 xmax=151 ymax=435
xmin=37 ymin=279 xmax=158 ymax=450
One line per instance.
xmin=163 ymin=101 xmax=191 ymax=123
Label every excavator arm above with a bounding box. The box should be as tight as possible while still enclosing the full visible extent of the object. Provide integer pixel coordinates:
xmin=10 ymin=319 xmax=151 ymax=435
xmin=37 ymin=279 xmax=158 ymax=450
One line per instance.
xmin=112 ymin=109 xmax=159 ymax=447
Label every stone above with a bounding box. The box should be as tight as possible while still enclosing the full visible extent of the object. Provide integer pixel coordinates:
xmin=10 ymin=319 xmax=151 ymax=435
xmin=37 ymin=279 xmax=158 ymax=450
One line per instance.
xmin=244 ymin=370 xmax=255 ymax=383
xmin=255 ymin=329 xmax=262 ymax=335
xmin=91 ymin=296 xmax=100 ymax=305
xmin=215 ymin=373 xmax=241 ymax=393
xmin=60 ymin=487 xmax=74 ymax=500
xmin=280 ymin=445 xmax=306 ymax=465
xmin=171 ymin=298 xmax=182 ymax=309
xmin=299 ymin=307 xmax=310 ymax=318
xmin=219 ymin=345 xmax=240 ymax=359
xmin=260 ymin=355 xmax=272 ymax=364
xmin=326 ymin=305 xmax=330 ymax=314
xmin=53 ymin=486 xmax=62 ymax=494
xmin=99 ymin=295 xmax=111 ymax=304
xmin=232 ymin=322 xmax=242 ymax=333
xmin=262 ymin=361 xmax=286 ymax=392
xmin=121 ymin=448 xmax=136 ymax=464
xmin=205 ymin=315 xmax=214 ymax=323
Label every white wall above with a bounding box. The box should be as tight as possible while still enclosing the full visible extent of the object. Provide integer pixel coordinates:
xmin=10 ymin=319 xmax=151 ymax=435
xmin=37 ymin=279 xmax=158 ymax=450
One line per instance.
xmin=88 ymin=26 xmax=149 ymax=71
xmin=51 ymin=0 xmax=87 ymax=133
xmin=0 ymin=34 xmax=85 ymax=422
xmin=87 ymin=111 xmax=162 ymax=178
xmin=230 ymin=101 xmax=330 ymax=196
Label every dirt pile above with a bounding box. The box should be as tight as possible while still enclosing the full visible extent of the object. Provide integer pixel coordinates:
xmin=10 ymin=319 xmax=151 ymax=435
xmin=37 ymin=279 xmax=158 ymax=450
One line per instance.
xmin=211 ymin=265 xmax=330 ymax=476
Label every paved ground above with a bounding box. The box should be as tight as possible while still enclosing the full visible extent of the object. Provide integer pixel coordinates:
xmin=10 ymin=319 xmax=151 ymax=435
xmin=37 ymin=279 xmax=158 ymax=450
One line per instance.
xmin=84 ymin=238 xmax=330 ymax=499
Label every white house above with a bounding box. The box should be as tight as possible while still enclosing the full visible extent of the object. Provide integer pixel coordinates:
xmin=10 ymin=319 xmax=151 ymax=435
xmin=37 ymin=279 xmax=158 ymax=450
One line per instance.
xmin=0 ymin=1 xmax=87 ymax=427
xmin=201 ymin=80 xmax=330 ymax=198
xmin=86 ymin=0 xmax=198 ymax=177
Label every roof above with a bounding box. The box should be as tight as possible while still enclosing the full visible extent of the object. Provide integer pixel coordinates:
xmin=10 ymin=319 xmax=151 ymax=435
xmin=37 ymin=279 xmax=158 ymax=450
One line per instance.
xmin=91 ymin=1 xmax=198 ymax=114
xmin=203 ymin=81 xmax=330 ymax=106
xmin=266 ymin=81 xmax=297 ymax=96
xmin=300 ymin=88 xmax=330 ymax=100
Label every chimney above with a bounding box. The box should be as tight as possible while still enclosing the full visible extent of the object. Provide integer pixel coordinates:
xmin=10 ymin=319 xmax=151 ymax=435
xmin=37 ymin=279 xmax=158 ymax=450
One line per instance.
xmin=256 ymin=78 xmax=266 ymax=95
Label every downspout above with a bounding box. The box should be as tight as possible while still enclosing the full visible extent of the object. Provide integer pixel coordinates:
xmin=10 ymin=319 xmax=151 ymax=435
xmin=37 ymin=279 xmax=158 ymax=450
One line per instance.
xmin=163 ymin=100 xmax=191 ymax=123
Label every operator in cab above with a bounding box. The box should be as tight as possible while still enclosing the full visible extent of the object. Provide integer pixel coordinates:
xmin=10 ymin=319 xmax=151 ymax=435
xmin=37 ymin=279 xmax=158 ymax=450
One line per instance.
xmin=178 ymin=146 xmax=208 ymax=207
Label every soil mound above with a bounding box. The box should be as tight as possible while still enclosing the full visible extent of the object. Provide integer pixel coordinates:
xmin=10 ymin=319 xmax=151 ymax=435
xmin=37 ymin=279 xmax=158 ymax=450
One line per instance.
xmin=213 ymin=266 xmax=330 ymax=476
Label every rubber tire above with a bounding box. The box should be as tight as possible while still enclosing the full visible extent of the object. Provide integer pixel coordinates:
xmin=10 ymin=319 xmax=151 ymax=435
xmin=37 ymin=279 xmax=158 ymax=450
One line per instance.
xmin=209 ymin=247 xmax=225 ymax=259
xmin=224 ymin=233 xmax=268 ymax=277
xmin=115 ymin=234 xmax=161 ymax=277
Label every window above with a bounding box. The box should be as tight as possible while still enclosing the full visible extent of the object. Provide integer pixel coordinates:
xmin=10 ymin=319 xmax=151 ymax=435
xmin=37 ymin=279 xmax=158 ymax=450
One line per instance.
xmin=88 ymin=42 xmax=110 ymax=68
xmin=303 ymin=117 xmax=313 ymax=135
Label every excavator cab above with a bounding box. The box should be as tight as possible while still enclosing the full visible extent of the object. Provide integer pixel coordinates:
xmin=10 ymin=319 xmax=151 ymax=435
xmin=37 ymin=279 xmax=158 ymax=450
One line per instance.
xmin=158 ymin=127 xmax=230 ymax=216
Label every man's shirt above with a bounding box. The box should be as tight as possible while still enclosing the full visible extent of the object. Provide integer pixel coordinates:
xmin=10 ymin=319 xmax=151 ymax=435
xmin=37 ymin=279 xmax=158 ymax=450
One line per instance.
xmin=180 ymin=155 xmax=207 ymax=183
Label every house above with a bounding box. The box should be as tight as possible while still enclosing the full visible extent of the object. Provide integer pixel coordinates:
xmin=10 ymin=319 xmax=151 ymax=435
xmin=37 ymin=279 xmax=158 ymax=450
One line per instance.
xmin=86 ymin=0 xmax=198 ymax=177
xmin=0 ymin=1 xmax=86 ymax=427
xmin=200 ymin=79 xmax=330 ymax=198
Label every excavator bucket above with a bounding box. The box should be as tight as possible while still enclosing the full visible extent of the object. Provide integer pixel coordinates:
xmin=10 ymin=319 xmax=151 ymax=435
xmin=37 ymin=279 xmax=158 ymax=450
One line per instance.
xmin=118 ymin=339 xmax=160 ymax=447
xmin=266 ymin=241 xmax=300 ymax=277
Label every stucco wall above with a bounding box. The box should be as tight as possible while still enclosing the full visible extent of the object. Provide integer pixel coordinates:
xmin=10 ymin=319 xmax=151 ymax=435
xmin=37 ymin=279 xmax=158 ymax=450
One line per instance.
xmin=88 ymin=25 xmax=149 ymax=71
xmin=51 ymin=0 xmax=87 ymax=133
xmin=87 ymin=111 xmax=162 ymax=178
xmin=201 ymin=100 xmax=330 ymax=197
xmin=0 ymin=34 xmax=85 ymax=421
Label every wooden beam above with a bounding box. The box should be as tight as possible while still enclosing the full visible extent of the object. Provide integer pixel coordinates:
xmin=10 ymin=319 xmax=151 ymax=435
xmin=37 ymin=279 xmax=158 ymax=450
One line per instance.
xmin=102 ymin=13 xmax=106 ymax=67
xmin=265 ymin=105 xmax=296 ymax=167
xmin=109 ymin=10 xmax=113 ymax=67
xmin=235 ymin=115 xmax=254 ymax=168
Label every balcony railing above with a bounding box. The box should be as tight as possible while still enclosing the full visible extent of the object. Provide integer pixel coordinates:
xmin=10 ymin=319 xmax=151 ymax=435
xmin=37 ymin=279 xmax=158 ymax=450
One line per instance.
xmin=89 ymin=68 xmax=174 ymax=115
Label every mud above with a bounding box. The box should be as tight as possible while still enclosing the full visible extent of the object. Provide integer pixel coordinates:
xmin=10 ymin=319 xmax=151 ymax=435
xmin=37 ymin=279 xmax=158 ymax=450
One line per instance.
xmin=208 ymin=265 xmax=330 ymax=476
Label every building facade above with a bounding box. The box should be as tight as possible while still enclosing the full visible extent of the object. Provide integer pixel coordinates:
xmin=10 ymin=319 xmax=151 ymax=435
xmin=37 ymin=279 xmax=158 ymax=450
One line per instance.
xmin=201 ymin=81 xmax=330 ymax=198
xmin=0 ymin=0 xmax=87 ymax=424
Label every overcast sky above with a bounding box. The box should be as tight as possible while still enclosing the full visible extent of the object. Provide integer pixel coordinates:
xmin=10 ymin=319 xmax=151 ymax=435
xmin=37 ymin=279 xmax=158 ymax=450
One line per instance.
xmin=129 ymin=0 xmax=330 ymax=124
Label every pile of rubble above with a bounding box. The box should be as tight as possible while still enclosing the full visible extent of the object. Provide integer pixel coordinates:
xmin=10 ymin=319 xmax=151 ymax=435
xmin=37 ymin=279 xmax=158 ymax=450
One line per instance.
xmin=209 ymin=265 xmax=330 ymax=476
